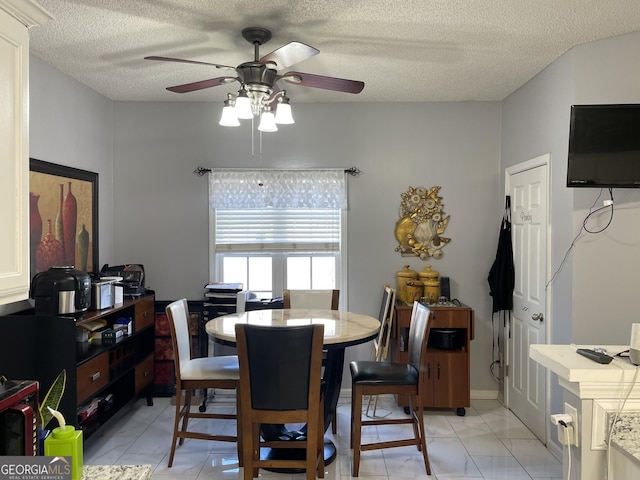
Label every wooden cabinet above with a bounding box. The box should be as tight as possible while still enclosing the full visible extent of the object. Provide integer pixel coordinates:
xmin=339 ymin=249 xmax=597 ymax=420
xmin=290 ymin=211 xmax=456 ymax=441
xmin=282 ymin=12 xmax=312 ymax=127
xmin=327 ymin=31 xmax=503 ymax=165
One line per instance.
xmin=390 ymin=302 xmax=474 ymax=416
xmin=0 ymin=1 xmax=50 ymax=305
xmin=0 ymin=294 xmax=155 ymax=441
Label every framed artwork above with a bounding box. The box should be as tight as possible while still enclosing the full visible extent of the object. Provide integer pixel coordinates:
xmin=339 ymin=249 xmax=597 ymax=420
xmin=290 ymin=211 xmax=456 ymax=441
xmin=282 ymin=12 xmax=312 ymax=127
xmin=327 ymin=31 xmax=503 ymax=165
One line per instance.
xmin=29 ymin=158 xmax=99 ymax=278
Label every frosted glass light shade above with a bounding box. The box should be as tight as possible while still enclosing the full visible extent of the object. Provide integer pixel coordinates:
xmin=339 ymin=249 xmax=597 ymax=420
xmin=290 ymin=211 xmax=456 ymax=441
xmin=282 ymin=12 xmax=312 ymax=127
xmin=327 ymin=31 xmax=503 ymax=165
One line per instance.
xmin=219 ymin=104 xmax=240 ymax=127
xmin=235 ymin=90 xmax=253 ymax=119
xmin=258 ymin=110 xmax=278 ymax=132
xmin=275 ymin=102 xmax=294 ymax=124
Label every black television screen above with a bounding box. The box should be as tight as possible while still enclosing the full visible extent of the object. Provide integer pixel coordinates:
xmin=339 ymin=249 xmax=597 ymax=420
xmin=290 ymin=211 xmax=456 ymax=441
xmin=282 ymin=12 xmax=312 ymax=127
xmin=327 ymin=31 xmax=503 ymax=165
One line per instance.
xmin=567 ymin=104 xmax=640 ymax=188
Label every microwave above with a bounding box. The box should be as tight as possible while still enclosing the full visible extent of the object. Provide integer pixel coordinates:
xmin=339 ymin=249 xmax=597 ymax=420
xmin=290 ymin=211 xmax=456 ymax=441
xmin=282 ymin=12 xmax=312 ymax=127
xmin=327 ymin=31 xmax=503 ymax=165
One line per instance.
xmin=0 ymin=380 xmax=39 ymax=456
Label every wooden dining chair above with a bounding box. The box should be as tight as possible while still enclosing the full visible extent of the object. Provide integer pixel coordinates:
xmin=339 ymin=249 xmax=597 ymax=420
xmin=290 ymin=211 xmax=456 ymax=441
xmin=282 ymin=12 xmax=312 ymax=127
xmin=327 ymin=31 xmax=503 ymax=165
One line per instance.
xmin=165 ymin=298 xmax=240 ymax=467
xmin=283 ymin=289 xmax=340 ymax=310
xmin=349 ymin=301 xmax=432 ymax=477
xmin=283 ymin=288 xmax=340 ymax=433
xmin=235 ymin=323 xmax=325 ymax=480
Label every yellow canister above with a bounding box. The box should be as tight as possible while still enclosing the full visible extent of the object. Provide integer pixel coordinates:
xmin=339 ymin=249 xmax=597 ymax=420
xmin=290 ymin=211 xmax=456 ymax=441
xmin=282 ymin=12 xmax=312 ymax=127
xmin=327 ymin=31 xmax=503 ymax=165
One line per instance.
xmin=419 ymin=265 xmax=440 ymax=304
xmin=395 ymin=265 xmax=418 ymax=302
xmin=405 ymin=280 xmax=424 ymax=303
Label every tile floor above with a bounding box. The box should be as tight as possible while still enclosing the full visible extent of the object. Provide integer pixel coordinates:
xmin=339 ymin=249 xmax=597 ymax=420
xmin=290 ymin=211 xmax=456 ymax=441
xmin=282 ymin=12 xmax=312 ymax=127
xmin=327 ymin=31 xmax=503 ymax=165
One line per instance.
xmin=83 ymin=393 xmax=563 ymax=479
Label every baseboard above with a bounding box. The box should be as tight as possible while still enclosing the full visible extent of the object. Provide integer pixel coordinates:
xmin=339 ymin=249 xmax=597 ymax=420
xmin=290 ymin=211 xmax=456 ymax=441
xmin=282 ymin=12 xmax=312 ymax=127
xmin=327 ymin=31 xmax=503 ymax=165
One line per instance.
xmin=547 ymin=438 xmax=563 ymax=462
xmin=339 ymin=389 xmax=500 ymax=402
xmin=471 ymin=389 xmax=500 ymax=400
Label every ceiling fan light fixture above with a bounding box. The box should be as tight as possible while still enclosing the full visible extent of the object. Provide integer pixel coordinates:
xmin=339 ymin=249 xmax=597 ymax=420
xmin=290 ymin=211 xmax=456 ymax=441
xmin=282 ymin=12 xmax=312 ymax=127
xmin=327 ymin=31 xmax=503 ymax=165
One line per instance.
xmin=219 ymin=96 xmax=240 ymax=127
xmin=235 ymin=88 xmax=253 ymax=119
xmin=275 ymin=94 xmax=294 ymax=124
xmin=258 ymin=107 xmax=278 ymax=132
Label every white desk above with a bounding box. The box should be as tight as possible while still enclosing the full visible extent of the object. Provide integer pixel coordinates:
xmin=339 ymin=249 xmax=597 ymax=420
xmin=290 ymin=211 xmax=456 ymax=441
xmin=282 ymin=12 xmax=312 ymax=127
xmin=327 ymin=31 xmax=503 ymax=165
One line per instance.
xmin=530 ymin=344 xmax=640 ymax=480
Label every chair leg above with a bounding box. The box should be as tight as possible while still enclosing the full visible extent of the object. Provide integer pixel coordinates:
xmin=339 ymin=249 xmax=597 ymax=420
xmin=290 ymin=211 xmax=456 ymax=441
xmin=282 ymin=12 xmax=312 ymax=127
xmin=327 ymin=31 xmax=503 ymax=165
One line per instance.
xmin=350 ymin=388 xmax=355 ymax=449
xmin=351 ymin=385 xmax=364 ymax=477
xmin=412 ymin=396 xmax=431 ymax=475
xmin=236 ymin=390 xmax=243 ymax=468
xmin=179 ymin=389 xmax=193 ymax=445
xmin=306 ymin=419 xmax=319 ymax=480
xmin=318 ymin=399 xmax=325 ymax=479
xmin=168 ymin=387 xmax=183 ymax=467
xmin=331 ymin=410 xmax=337 ymax=434
xmin=251 ymin=422 xmax=260 ymax=478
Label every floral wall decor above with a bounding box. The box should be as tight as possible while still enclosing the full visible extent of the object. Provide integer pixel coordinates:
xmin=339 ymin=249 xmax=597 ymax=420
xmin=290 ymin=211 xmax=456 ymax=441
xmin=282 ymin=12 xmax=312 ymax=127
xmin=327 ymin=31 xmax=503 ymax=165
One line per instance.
xmin=394 ymin=186 xmax=450 ymax=259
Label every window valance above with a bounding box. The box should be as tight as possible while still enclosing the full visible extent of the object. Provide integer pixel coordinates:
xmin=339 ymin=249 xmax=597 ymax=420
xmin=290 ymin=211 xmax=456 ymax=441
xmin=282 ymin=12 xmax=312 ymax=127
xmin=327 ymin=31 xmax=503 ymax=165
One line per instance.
xmin=208 ymin=169 xmax=347 ymax=209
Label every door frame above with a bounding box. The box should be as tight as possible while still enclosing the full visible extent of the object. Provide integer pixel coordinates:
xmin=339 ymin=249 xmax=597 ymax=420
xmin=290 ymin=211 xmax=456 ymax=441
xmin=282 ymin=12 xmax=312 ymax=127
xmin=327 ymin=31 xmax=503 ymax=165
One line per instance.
xmin=504 ymin=153 xmax=552 ymax=445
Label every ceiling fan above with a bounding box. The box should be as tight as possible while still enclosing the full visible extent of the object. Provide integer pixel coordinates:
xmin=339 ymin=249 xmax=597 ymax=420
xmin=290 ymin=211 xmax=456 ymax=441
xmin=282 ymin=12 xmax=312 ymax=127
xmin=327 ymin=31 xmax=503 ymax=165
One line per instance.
xmin=145 ymin=27 xmax=365 ymax=131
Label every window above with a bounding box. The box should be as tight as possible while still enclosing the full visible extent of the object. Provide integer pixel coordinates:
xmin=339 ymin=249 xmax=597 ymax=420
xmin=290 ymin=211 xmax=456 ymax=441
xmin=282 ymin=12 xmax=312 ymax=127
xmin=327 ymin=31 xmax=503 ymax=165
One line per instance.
xmin=208 ymin=170 xmax=347 ymax=300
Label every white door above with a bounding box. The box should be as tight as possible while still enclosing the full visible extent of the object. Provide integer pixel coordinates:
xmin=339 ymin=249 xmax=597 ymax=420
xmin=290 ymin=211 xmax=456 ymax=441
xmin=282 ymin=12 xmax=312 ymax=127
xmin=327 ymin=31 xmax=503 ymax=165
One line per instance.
xmin=505 ymin=155 xmax=549 ymax=442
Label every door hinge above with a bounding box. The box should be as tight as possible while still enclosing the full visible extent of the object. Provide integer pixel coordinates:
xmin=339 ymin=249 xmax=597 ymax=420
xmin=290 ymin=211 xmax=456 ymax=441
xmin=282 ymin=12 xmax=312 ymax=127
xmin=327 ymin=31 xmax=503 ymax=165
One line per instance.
xmin=505 ymin=365 xmax=509 ymax=377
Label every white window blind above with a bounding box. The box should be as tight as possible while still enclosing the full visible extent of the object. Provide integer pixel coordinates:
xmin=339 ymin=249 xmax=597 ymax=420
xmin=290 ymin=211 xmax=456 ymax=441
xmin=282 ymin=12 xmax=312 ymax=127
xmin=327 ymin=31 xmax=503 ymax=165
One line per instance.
xmin=215 ymin=208 xmax=340 ymax=253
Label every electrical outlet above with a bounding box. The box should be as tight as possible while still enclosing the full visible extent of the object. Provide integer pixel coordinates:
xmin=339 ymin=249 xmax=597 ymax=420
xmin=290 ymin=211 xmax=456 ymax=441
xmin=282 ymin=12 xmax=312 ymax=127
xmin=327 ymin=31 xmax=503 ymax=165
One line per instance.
xmin=557 ymin=424 xmax=576 ymax=445
xmin=564 ymin=402 xmax=579 ymax=446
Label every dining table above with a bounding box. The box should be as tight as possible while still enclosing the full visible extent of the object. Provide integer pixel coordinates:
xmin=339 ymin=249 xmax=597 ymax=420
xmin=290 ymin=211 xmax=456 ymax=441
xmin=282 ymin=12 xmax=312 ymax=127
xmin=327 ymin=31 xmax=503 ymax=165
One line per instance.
xmin=205 ymin=307 xmax=380 ymax=468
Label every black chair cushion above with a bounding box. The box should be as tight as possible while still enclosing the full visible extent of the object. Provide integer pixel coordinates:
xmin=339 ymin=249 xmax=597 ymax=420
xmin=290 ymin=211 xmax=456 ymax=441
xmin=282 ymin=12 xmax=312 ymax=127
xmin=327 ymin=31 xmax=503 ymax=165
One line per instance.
xmin=350 ymin=360 xmax=418 ymax=386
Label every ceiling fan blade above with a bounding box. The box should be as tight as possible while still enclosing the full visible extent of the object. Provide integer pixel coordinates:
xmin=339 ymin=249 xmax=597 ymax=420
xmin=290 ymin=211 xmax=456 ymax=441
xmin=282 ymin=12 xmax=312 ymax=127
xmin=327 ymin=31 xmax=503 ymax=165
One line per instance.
xmin=167 ymin=77 xmax=238 ymax=93
xmin=260 ymin=42 xmax=319 ymax=69
xmin=145 ymin=56 xmax=235 ymax=71
xmin=282 ymin=71 xmax=365 ymax=94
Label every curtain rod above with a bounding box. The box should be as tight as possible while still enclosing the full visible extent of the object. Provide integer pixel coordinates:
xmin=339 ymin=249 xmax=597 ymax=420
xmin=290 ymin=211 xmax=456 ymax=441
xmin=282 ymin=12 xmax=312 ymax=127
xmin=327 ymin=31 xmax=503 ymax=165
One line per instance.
xmin=193 ymin=166 xmax=362 ymax=177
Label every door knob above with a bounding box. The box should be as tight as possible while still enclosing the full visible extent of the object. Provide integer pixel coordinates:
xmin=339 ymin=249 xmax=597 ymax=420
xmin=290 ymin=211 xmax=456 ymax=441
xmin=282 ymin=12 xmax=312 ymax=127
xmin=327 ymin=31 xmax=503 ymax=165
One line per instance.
xmin=531 ymin=313 xmax=544 ymax=322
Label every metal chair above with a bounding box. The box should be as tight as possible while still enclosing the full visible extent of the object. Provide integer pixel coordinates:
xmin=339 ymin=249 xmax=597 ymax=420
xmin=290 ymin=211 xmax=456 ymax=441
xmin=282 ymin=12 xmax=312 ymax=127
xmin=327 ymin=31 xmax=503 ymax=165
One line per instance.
xmin=283 ymin=288 xmax=339 ymax=433
xmin=165 ymin=298 xmax=240 ymax=467
xmin=349 ymin=301 xmax=432 ymax=477
xmin=365 ymin=285 xmax=396 ymax=417
xmin=235 ymin=323 xmax=325 ymax=480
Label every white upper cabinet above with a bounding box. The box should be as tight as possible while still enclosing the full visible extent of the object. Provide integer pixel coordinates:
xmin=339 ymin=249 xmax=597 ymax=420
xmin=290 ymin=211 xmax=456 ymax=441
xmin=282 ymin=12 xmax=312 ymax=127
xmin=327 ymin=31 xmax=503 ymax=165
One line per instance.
xmin=0 ymin=0 xmax=51 ymax=305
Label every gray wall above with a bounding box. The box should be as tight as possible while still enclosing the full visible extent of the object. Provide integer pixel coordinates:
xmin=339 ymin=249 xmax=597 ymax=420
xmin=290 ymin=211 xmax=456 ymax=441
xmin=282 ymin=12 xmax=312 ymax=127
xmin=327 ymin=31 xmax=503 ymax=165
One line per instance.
xmin=30 ymin=57 xmax=115 ymax=266
xmin=571 ymin=31 xmax=640 ymax=344
xmin=499 ymin=29 xmax=640 ymax=451
xmin=26 ymin=30 xmax=640 ymax=403
xmin=110 ymin=100 xmax=501 ymax=393
xmin=28 ymin=55 xmax=502 ymax=394
xmin=24 ymin=26 xmax=640 ymax=458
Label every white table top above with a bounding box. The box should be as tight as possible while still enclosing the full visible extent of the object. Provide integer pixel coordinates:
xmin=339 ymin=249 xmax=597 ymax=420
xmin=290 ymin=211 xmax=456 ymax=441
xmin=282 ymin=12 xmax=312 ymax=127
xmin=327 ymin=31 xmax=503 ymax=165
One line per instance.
xmin=529 ymin=344 xmax=638 ymax=383
xmin=205 ymin=308 xmax=380 ymax=347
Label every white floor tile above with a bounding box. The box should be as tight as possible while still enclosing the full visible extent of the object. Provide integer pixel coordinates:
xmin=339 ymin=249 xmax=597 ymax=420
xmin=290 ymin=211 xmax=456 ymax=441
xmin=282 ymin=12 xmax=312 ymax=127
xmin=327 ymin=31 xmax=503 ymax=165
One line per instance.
xmin=427 ymin=437 xmax=482 ymax=477
xmin=500 ymin=438 xmax=562 ymax=478
xmin=81 ymin=396 xmax=562 ymax=480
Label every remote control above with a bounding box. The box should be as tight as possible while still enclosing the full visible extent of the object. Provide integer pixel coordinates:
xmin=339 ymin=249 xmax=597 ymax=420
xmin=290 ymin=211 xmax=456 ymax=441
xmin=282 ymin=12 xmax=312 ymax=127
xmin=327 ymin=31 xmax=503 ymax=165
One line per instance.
xmin=576 ymin=348 xmax=613 ymax=364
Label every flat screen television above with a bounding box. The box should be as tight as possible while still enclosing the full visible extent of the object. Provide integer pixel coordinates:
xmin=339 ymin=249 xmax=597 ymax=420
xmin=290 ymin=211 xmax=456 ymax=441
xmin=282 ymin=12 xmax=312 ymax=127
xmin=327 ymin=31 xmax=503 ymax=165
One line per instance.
xmin=567 ymin=104 xmax=640 ymax=188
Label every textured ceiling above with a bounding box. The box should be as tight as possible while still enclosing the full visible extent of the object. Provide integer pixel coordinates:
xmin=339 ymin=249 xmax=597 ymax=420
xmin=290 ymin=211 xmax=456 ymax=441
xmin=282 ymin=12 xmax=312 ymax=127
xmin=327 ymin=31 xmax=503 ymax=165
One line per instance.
xmin=29 ymin=0 xmax=640 ymax=104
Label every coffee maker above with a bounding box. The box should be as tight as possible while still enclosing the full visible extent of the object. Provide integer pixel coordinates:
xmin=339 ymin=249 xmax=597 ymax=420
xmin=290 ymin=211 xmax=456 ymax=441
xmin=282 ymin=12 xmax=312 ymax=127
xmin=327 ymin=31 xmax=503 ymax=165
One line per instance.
xmin=30 ymin=266 xmax=91 ymax=316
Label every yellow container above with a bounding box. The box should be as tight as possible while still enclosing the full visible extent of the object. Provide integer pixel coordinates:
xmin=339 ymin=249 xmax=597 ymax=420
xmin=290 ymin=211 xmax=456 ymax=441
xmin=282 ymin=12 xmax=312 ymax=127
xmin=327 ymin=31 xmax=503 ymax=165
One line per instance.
xmin=405 ymin=280 xmax=424 ymax=303
xmin=395 ymin=265 xmax=418 ymax=302
xmin=419 ymin=265 xmax=440 ymax=304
